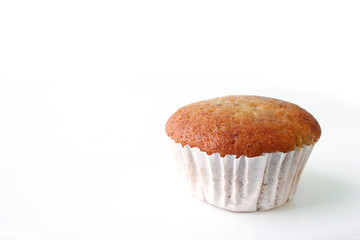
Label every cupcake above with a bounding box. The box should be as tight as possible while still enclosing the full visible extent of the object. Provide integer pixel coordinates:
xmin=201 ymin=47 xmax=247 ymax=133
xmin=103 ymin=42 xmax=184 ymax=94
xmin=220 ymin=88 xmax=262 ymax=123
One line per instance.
xmin=166 ymin=95 xmax=321 ymax=212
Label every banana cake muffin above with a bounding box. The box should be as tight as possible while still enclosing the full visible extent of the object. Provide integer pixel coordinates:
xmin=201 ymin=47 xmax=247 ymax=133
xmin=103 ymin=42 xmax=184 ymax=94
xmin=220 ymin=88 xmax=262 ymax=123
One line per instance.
xmin=166 ymin=95 xmax=321 ymax=212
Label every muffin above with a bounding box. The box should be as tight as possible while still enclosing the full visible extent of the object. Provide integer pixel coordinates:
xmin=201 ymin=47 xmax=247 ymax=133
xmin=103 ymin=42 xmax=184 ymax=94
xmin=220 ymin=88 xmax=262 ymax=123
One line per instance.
xmin=166 ymin=95 xmax=321 ymax=212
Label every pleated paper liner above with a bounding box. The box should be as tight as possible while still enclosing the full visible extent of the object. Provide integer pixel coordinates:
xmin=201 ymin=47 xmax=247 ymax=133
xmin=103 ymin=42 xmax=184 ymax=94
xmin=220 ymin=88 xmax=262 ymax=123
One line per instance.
xmin=170 ymin=138 xmax=314 ymax=212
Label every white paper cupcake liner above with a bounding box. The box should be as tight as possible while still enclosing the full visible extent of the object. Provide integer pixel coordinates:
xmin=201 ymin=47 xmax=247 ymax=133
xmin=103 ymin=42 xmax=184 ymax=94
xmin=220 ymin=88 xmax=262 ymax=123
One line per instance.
xmin=169 ymin=138 xmax=314 ymax=212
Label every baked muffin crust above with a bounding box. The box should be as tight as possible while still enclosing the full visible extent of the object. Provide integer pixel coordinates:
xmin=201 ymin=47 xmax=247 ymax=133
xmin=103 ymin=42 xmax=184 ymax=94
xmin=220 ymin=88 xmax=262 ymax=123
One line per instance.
xmin=166 ymin=95 xmax=321 ymax=158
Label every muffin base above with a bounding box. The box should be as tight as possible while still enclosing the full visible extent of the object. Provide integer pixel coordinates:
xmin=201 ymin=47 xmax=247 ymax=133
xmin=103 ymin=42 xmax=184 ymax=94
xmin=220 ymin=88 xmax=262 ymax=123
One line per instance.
xmin=170 ymin=138 xmax=314 ymax=212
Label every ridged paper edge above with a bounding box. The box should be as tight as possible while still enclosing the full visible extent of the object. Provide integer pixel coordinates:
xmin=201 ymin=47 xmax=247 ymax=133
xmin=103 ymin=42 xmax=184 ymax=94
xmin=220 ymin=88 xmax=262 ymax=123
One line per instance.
xmin=170 ymin=138 xmax=314 ymax=212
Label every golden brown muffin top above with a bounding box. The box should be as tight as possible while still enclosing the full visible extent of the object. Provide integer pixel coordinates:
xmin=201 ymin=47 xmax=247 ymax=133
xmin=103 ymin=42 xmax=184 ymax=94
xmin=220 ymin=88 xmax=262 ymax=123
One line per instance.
xmin=166 ymin=95 xmax=321 ymax=158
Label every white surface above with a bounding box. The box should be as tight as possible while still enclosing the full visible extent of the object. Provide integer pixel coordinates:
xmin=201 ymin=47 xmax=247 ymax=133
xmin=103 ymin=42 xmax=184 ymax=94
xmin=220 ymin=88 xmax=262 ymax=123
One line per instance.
xmin=0 ymin=0 xmax=360 ymax=239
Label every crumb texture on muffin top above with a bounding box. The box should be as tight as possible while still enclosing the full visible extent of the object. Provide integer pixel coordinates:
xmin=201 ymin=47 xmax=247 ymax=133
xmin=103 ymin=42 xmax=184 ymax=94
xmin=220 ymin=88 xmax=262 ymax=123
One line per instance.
xmin=166 ymin=95 xmax=321 ymax=158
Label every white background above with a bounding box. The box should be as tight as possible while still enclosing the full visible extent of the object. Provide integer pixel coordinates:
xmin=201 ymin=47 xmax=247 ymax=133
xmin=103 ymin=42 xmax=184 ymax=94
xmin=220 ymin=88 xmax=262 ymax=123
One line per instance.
xmin=1 ymin=0 xmax=360 ymax=239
